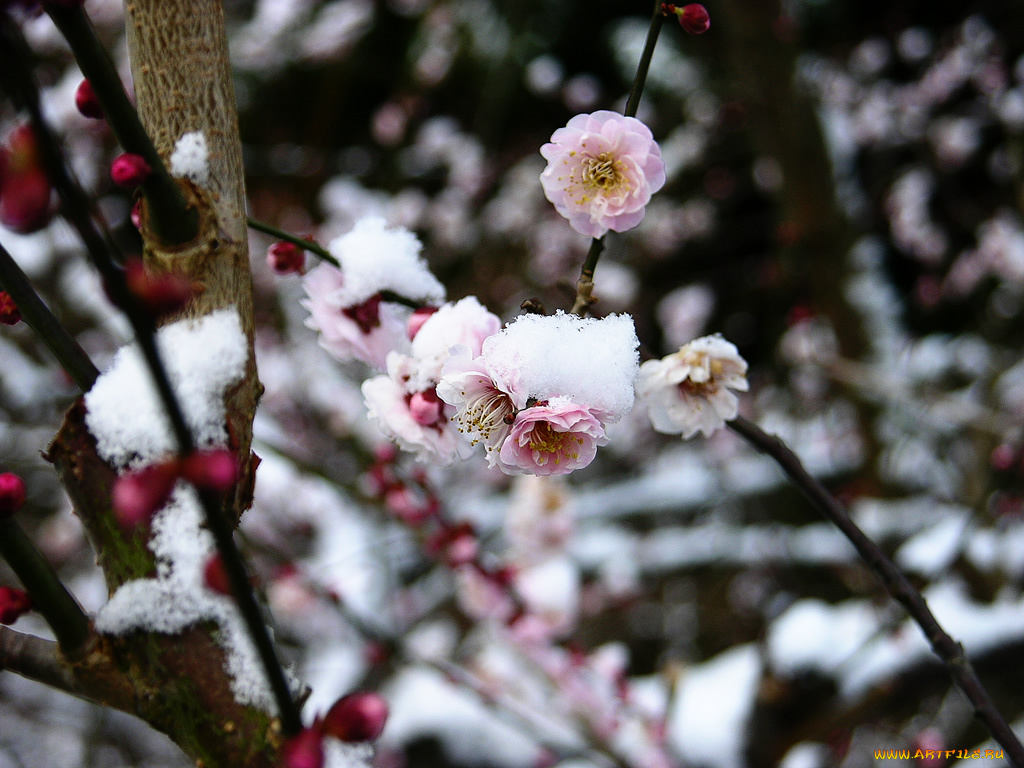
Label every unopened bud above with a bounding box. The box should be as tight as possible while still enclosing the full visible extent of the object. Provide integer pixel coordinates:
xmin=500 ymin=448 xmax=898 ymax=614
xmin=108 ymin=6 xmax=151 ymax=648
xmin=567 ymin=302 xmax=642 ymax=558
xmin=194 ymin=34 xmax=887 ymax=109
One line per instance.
xmin=75 ymin=79 xmax=104 ymax=119
xmin=282 ymin=727 xmax=325 ymax=768
xmin=181 ymin=449 xmax=237 ymax=493
xmin=321 ymin=691 xmax=389 ymax=743
xmin=1 ymin=168 xmax=53 ymax=233
xmin=0 ymin=472 xmax=27 ymax=516
xmin=267 ymin=241 xmax=306 ymax=275
xmin=123 ymin=259 xmax=195 ymax=318
xmin=112 ymin=461 xmax=180 ymax=529
xmin=110 ymin=153 xmax=151 ymax=188
xmin=676 ymin=3 xmax=710 ymax=34
xmin=0 ymin=292 xmax=20 ymax=325
xmin=0 ymin=586 xmax=32 ymax=624
xmin=408 ymin=389 xmax=444 ymax=427
xmin=407 ymin=306 xmax=437 ymax=340
xmin=203 ymin=553 xmax=232 ymax=596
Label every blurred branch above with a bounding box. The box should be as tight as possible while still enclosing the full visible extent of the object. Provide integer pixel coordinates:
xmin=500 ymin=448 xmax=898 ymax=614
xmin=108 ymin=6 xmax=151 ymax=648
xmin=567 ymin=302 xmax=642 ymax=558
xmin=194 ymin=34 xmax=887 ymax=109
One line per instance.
xmin=730 ymin=415 xmax=1024 ymax=767
xmin=0 ymin=627 xmax=80 ymax=695
xmin=0 ymin=242 xmax=99 ymax=392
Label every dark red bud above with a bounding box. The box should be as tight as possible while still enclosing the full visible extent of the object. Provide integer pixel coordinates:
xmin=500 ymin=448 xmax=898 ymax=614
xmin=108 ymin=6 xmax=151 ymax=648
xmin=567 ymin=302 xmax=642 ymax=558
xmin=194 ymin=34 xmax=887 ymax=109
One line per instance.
xmin=112 ymin=461 xmax=180 ymax=529
xmin=281 ymin=727 xmax=325 ymax=768
xmin=123 ymin=259 xmax=195 ymax=318
xmin=110 ymin=153 xmax=151 ymax=187
xmin=677 ymin=3 xmax=710 ymax=34
xmin=266 ymin=241 xmax=306 ymax=275
xmin=203 ymin=553 xmax=232 ymax=596
xmin=321 ymin=691 xmax=389 ymax=743
xmin=0 ymin=472 xmax=27 ymax=516
xmin=0 ymin=169 xmax=53 ymax=233
xmin=75 ymin=79 xmax=104 ymax=119
xmin=0 ymin=587 xmax=32 ymax=624
xmin=0 ymin=292 xmax=20 ymax=325
xmin=181 ymin=449 xmax=237 ymax=493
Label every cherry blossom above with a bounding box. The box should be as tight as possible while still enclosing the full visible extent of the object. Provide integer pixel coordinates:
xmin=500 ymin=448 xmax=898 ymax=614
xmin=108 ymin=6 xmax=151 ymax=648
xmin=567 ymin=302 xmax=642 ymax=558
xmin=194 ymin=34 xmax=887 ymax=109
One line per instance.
xmin=636 ymin=334 xmax=749 ymax=439
xmin=540 ymin=111 xmax=666 ymax=238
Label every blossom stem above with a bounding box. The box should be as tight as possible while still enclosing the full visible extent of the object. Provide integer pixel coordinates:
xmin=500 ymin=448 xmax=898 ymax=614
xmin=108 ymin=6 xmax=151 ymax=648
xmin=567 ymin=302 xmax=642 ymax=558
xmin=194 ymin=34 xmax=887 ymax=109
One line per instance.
xmin=41 ymin=4 xmax=199 ymax=246
xmin=0 ymin=518 xmax=91 ymax=654
xmin=245 ymin=217 xmax=339 ymax=267
xmin=728 ymin=414 xmax=1024 ymax=768
xmin=0 ymin=242 xmax=100 ymax=392
xmin=623 ymin=1 xmax=666 ymax=119
xmin=571 ymin=0 xmax=661 ymax=315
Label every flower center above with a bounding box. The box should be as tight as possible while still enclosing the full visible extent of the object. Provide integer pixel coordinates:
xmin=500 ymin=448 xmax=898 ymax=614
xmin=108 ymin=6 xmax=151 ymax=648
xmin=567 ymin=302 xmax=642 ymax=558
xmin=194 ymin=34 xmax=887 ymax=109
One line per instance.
xmin=456 ymin=384 xmax=516 ymax=448
xmin=527 ymin=422 xmax=584 ymax=461
xmin=581 ymin=153 xmax=622 ymax=189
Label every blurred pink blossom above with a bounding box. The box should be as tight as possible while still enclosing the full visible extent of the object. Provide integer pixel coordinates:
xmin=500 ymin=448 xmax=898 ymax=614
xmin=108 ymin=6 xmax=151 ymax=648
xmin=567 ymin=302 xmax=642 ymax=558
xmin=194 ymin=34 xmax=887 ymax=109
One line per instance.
xmin=498 ymin=398 xmax=608 ymax=476
xmin=540 ymin=111 xmax=665 ymax=238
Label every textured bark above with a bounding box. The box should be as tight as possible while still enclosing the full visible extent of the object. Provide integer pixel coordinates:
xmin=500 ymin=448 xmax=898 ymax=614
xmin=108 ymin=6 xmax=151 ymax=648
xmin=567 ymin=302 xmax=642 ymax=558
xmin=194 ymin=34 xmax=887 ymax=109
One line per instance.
xmin=34 ymin=3 xmax=280 ymax=766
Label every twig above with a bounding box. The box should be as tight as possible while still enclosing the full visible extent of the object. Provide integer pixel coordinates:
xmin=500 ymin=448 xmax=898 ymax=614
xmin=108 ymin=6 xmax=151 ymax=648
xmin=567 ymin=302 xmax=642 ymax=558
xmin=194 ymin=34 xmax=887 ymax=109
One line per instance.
xmin=42 ymin=3 xmax=198 ymax=245
xmin=0 ymin=519 xmax=91 ymax=654
xmin=246 ymin=217 xmax=338 ymax=267
xmin=0 ymin=626 xmax=81 ymax=694
xmin=571 ymin=0 xmax=663 ymax=316
xmin=729 ymin=414 xmax=1024 ymax=767
xmin=0 ymin=242 xmax=99 ymax=392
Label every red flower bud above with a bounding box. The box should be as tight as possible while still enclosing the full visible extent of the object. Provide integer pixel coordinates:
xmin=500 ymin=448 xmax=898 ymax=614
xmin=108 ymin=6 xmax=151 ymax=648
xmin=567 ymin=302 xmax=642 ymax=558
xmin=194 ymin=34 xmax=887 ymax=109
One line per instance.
xmin=112 ymin=461 xmax=180 ymax=529
xmin=0 ymin=472 xmax=27 ymax=516
xmin=110 ymin=153 xmax=151 ymax=188
xmin=677 ymin=3 xmax=710 ymax=34
xmin=0 ymin=292 xmax=20 ymax=325
xmin=181 ymin=449 xmax=238 ymax=493
xmin=0 ymin=168 xmax=53 ymax=233
xmin=321 ymin=691 xmax=389 ymax=743
xmin=281 ymin=727 xmax=325 ymax=768
xmin=408 ymin=389 xmax=444 ymax=427
xmin=0 ymin=586 xmax=32 ymax=624
xmin=203 ymin=553 xmax=232 ymax=596
xmin=123 ymin=259 xmax=195 ymax=318
xmin=407 ymin=306 xmax=437 ymax=340
xmin=75 ymin=79 xmax=104 ymax=119
xmin=267 ymin=241 xmax=306 ymax=275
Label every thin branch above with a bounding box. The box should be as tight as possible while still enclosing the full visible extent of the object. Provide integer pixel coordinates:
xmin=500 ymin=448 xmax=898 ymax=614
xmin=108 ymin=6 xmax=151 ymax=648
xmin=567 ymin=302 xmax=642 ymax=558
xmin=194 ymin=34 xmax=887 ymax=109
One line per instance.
xmin=0 ymin=242 xmax=99 ymax=392
xmin=729 ymin=414 xmax=1024 ymax=767
xmin=246 ymin=217 xmax=338 ymax=267
xmin=0 ymin=626 xmax=81 ymax=695
xmin=0 ymin=519 xmax=91 ymax=653
xmin=42 ymin=4 xmax=198 ymax=245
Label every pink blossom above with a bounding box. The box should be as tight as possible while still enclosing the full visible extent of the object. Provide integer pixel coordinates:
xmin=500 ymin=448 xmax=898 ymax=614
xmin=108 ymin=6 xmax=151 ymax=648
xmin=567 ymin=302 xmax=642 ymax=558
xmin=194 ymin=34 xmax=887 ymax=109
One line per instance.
xmin=636 ymin=334 xmax=749 ymax=439
xmin=436 ymin=350 xmax=524 ymax=467
xmin=498 ymin=398 xmax=608 ymax=476
xmin=362 ymin=355 xmax=466 ymax=464
xmin=302 ymin=262 xmax=409 ymax=370
xmin=540 ymin=111 xmax=666 ymax=238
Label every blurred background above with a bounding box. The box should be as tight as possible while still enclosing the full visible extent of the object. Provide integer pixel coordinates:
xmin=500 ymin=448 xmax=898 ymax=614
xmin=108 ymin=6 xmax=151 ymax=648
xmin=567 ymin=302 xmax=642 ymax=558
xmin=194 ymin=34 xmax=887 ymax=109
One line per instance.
xmin=3 ymin=0 xmax=1024 ymax=766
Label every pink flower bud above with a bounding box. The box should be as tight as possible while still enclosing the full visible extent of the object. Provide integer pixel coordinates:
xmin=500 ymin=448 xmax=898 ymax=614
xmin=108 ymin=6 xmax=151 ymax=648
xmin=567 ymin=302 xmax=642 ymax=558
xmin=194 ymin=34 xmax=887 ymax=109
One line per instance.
xmin=110 ymin=153 xmax=151 ymax=188
xmin=0 ymin=586 xmax=32 ymax=624
xmin=0 ymin=168 xmax=53 ymax=233
xmin=444 ymin=531 xmax=478 ymax=567
xmin=677 ymin=4 xmax=710 ymax=34
xmin=321 ymin=691 xmax=389 ymax=743
xmin=281 ymin=727 xmax=325 ymax=768
xmin=406 ymin=306 xmax=438 ymax=340
xmin=267 ymin=241 xmax=306 ymax=275
xmin=0 ymin=472 xmax=27 ymax=516
xmin=203 ymin=553 xmax=232 ymax=596
xmin=408 ymin=389 xmax=444 ymax=427
xmin=383 ymin=486 xmax=434 ymax=526
xmin=112 ymin=461 xmax=180 ymax=529
xmin=181 ymin=449 xmax=238 ymax=493
xmin=0 ymin=292 xmax=20 ymax=325
xmin=75 ymin=79 xmax=104 ymax=119
xmin=123 ymin=259 xmax=195 ymax=318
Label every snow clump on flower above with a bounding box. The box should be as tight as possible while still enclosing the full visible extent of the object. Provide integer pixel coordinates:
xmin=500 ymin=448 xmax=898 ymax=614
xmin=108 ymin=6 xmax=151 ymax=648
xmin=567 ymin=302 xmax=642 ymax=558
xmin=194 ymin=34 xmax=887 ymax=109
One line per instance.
xmin=362 ymin=296 xmax=501 ymax=463
xmin=438 ymin=311 xmax=639 ymax=475
xmin=540 ymin=111 xmax=666 ymax=239
xmin=636 ymin=334 xmax=749 ymax=439
xmin=302 ymin=217 xmax=445 ymax=369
